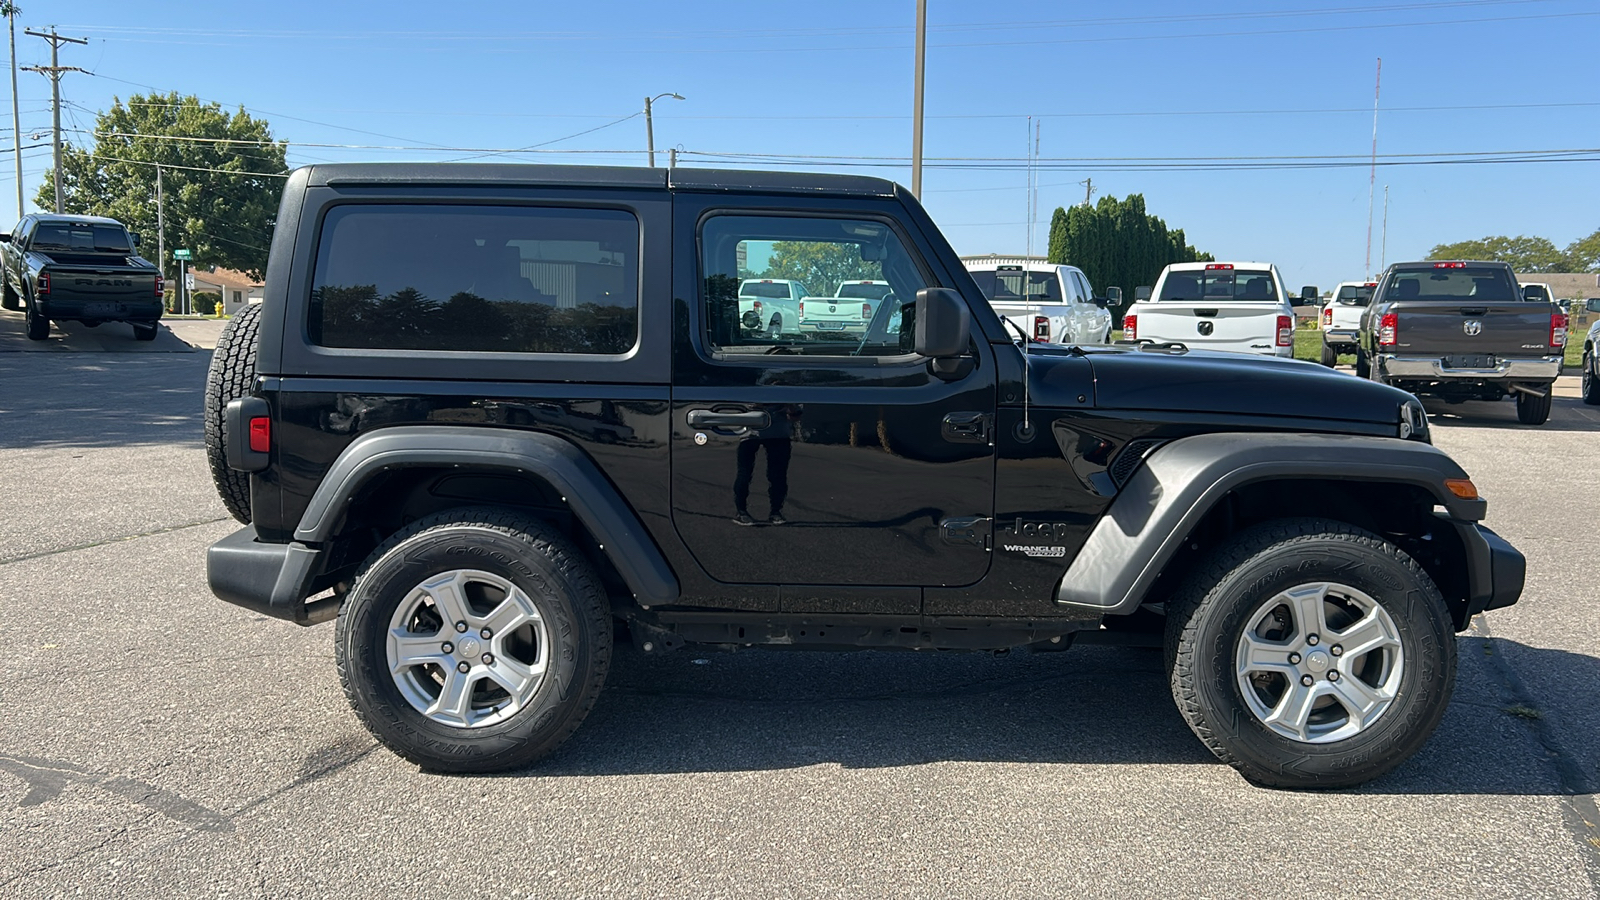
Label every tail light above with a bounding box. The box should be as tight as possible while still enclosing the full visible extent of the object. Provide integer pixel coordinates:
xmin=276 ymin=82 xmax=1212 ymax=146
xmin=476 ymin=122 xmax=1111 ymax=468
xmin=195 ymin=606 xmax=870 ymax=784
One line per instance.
xmin=862 ymin=303 xmax=872 ymax=319
xmin=1205 ymin=263 xmax=1234 ymax=271
xmin=1322 ymin=308 xmax=1332 ymax=327
xmin=1034 ymin=315 xmax=1050 ymax=341
xmin=753 ymin=300 xmax=763 ymax=316
xmin=1379 ymin=312 xmax=1398 ymax=347
xmin=1123 ymin=314 xmax=1137 ymax=341
xmin=154 ymin=273 xmax=165 ymax=297
xmin=248 ymin=417 xmax=271 ymax=453
xmin=37 ymin=271 xmax=49 ymax=295
xmin=1276 ymin=314 xmax=1293 ymax=347
xmin=1551 ymin=312 xmax=1567 ymax=348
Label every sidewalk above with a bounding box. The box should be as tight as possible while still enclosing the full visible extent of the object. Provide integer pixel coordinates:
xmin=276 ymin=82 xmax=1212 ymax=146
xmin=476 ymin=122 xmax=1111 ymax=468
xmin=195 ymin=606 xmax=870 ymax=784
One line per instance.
xmin=0 ymin=309 xmax=226 ymax=352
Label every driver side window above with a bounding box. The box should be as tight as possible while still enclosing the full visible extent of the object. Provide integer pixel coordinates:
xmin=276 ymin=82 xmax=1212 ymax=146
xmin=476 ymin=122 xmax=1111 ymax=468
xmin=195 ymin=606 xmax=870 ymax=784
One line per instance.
xmin=700 ymin=214 xmax=928 ymax=357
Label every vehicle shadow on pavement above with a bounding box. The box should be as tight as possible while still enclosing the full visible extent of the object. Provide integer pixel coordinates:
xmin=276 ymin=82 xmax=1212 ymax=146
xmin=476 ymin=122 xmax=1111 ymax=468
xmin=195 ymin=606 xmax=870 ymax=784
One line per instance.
xmin=1423 ymin=396 xmax=1600 ymax=432
xmin=0 ymin=351 xmax=211 ymax=449
xmin=526 ymin=637 xmax=1596 ymax=799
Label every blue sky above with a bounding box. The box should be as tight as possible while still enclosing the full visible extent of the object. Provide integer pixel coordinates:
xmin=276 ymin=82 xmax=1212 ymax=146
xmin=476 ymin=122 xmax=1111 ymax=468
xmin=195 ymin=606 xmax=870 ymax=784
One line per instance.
xmin=9 ymin=0 xmax=1599 ymax=291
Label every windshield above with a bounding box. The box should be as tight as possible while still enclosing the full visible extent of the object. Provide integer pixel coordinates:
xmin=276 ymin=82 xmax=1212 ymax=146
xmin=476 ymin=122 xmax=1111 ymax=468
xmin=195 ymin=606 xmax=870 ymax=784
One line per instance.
xmin=1158 ymin=267 xmax=1277 ymax=302
xmin=1336 ymin=284 xmax=1374 ymax=305
xmin=32 ymin=222 xmax=132 ymax=254
xmin=739 ymin=281 xmax=792 ymax=299
xmin=1383 ymin=265 xmax=1519 ymax=302
xmin=969 ymin=269 xmax=1062 ymax=302
xmin=835 ymin=282 xmax=893 ymax=301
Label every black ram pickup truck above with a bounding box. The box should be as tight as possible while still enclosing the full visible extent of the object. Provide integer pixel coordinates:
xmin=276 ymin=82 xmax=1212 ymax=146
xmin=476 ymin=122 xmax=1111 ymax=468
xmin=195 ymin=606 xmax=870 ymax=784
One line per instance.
xmin=1 ymin=213 xmax=164 ymax=341
xmin=1357 ymin=260 xmax=1566 ymax=424
xmin=202 ymin=164 xmax=1524 ymax=789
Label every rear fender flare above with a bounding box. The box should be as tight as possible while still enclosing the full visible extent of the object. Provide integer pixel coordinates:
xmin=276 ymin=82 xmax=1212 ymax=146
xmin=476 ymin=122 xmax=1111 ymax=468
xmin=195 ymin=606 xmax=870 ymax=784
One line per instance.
xmin=294 ymin=426 xmax=679 ymax=606
xmin=1056 ymin=432 xmax=1486 ymax=615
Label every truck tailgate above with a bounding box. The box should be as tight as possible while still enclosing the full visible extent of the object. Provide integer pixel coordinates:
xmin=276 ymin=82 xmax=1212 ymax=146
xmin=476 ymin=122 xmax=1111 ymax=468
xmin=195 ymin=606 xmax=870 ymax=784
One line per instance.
xmin=48 ymin=264 xmax=159 ymax=304
xmin=1388 ymin=302 xmax=1554 ymax=357
xmin=1136 ymin=301 xmax=1283 ymax=353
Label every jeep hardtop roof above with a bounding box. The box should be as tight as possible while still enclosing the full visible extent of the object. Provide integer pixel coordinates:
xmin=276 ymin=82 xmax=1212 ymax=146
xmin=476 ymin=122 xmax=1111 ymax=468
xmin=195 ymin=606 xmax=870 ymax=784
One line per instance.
xmin=303 ymin=162 xmax=898 ymax=198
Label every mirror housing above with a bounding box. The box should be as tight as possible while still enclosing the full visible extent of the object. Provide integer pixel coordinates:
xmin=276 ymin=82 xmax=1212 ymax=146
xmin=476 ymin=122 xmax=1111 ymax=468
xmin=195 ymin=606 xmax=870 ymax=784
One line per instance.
xmin=1134 ymin=285 xmax=1152 ymax=302
xmin=1106 ymin=286 xmax=1123 ymax=306
xmin=129 ymin=232 xmax=141 ymax=247
xmin=1299 ymin=285 xmax=1319 ymax=305
xmin=1092 ymin=296 xmax=1109 ymax=308
xmin=0 ymin=232 xmax=9 ymax=243
xmin=914 ymin=287 xmax=971 ymax=359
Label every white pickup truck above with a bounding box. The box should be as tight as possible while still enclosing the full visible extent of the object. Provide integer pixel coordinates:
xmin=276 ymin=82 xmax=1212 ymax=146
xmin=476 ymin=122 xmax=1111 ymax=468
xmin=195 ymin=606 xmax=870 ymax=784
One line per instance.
xmin=963 ymin=261 xmax=1114 ymax=344
xmin=797 ymin=280 xmax=892 ymax=334
xmin=1319 ymin=280 xmax=1375 ymax=366
xmin=1125 ymin=262 xmax=1317 ymax=358
xmin=738 ymin=278 xmax=810 ymax=336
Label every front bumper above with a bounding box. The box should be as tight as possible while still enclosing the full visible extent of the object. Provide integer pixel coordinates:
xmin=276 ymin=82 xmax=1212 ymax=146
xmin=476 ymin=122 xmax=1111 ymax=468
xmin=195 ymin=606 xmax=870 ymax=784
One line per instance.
xmin=207 ymin=526 xmax=337 ymax=625
xmin=1455 ymin=522 xmax=1525 ymax=625
xmin=1378 ymin=354 xmax=1561 ymax=381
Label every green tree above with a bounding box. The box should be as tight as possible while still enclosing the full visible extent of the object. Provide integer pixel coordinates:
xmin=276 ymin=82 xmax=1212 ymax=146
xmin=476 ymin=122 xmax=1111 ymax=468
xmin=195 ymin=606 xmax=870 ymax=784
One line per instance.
xmin=1426 ymin=235 xmax=1570 ymax=273
xmin=40 ymin=92 xmax=288 ymax=277
xmin=760 ymin=240 xmax=881 ymax=297
xmin=1046 ymin=193 xmax=1210 ymax=300
xmin=1563 ymin=228 xmax=1600 ymax=272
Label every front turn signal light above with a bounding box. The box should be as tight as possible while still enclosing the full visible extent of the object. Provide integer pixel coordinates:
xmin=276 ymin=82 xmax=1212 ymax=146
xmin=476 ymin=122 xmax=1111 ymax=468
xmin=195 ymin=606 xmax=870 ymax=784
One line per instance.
xmin=1444 ymin=478 xmax=1479 ymax=500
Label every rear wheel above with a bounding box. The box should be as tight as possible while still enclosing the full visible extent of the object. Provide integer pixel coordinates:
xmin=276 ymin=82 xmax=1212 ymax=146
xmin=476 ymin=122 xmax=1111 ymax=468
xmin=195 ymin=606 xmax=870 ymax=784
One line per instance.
xmin=1166 ymin=518 xmax=1455 ymax=789
xmin=23 ymin=293 xmax=48 ymax=340
xmin=204 ymin=304 xmax=263 ymax=523
xmin=1515 ymin=387 xmax=1552 ymax=425
xmin=766 ymin=313 xmax=784 ymax=338
xmin=1319 ymin=342 xmax=1337 ymax=367
xmin=336 ymin=508 xmax=612 ymax=773
xmin=131 ymin=322 xmax=158 ymax=341
xmin=1583 ymin=350 xmax=1599 ymax=406
xmin=1354 ymin=347 xmax=1370 ymax=379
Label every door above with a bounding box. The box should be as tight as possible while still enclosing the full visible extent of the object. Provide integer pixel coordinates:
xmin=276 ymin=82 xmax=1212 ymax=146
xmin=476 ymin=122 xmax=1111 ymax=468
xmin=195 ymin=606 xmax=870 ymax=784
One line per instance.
xmin=670 ymin=199 xmax=997 ymax=591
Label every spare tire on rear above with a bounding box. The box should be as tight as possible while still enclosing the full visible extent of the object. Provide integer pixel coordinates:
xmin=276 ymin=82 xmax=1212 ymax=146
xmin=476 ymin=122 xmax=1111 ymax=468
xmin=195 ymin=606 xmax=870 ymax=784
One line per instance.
xmin=204 ymin=303 xmax=263 ymax=524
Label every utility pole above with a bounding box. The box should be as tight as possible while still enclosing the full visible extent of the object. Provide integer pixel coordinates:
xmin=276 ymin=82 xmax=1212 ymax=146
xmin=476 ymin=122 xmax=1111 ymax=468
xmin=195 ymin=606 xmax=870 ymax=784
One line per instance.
xmin=22 ymin=27 xmax=87 ymax=213
xmin=1082 ymin=177 xmax=1094 ymax=208
xmin=1363 ymin=57 xmax=1381 ymax=278
xmin=910 ymin=0 xmax=927 ymax=198
xmin=1380 ymin=184 xmax=1390 ymax=271
xmin=643 ymin=92 xmax=683 ymax=168
xmin=3 ymin=3 xmax=21 ymax=220
xmin=155 ymin=164 xmax=164 ymax=287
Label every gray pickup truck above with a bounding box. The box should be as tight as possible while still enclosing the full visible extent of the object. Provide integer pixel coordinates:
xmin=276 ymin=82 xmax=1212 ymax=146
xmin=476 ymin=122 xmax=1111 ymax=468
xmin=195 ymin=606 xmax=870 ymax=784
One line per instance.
xmin=1358 ymin=260 xmax=1565 ymax=425
xmin=1 ymin=214 xmax=165 ymax=341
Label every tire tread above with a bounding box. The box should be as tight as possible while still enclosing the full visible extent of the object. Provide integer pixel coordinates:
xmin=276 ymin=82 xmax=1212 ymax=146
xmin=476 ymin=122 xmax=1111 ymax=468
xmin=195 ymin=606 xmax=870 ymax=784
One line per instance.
xmin=203 ymin=304 xmax=262 ymax=524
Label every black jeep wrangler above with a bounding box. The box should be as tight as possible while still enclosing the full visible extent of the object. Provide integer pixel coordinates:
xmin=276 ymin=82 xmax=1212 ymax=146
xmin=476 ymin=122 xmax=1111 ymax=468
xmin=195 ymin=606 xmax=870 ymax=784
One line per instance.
xmin=203 ymin=164 xmax=1524 ymax=788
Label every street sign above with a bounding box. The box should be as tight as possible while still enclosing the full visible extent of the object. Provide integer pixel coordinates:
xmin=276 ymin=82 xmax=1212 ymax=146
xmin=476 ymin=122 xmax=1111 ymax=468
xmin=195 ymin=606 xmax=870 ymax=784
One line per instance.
xmin=173 ymin=249 xmax=191 ymax=260
xmin=184 ymin=274 xmax=195 ymax=290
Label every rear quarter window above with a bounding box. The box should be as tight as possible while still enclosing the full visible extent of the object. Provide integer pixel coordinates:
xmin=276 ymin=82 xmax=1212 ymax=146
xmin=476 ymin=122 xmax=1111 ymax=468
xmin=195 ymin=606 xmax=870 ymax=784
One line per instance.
xmin=307 ymin=204 xmax=639 ymax=354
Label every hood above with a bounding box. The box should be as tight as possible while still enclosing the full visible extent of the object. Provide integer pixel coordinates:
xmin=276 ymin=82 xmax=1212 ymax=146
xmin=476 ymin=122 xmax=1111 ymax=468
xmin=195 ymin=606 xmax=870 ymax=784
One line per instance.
xmin=1022 ymin=344 xmax=1414 ymax=425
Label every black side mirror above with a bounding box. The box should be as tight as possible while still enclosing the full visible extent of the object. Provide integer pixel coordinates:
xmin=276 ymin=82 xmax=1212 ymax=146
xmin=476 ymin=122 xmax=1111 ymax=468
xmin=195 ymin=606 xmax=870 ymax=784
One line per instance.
xmin=129 ymin=232 xmax=141 ymax=247
xmin=1134 ymin=285 xmax=1152 ymax=302
xmin=1106 ymin=286 xmax=1123 ymax=306
xmin=1299 ymin=285 xmax=1319 ymax=304
xmin=0 ymin=233 xmax=10 ymax=243
xmin=1092 ymin=296 xmax=1109 ymax=308
xmin=914 ymin=287 xmax=971 ymax=361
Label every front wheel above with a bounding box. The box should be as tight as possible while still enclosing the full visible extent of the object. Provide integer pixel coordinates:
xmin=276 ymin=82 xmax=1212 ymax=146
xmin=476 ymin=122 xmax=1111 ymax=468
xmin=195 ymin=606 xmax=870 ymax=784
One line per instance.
xmin=1515 ymin=387 xmax=1552 ymax=425
xmin=336 ymin=507 xmax=612 ymax=773
xmin=0 ymin=280 xmax=18 ymax=311
xmin=1166 ymin=518 xmax=1455 ymax=789
xmin=1582 ymin=351 xmax=1598 ymax=406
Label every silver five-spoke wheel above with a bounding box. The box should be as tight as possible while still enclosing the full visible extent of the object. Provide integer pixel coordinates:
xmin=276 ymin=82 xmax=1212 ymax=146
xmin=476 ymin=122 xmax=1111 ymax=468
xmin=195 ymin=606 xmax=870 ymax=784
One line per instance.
xmin=1236 ymin=581 xmax=1403 ymax=743
xmin=386 ymin=568 xmax=550 ymax=729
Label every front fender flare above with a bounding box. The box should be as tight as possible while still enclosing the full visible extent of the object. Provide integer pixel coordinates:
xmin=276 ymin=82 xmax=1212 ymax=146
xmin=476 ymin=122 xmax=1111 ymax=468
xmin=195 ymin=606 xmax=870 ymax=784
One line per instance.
xmin=1057 ymin=432 xmax=1489 ymax=615
xmin=295 ymin=426 xmax=679 ymax=607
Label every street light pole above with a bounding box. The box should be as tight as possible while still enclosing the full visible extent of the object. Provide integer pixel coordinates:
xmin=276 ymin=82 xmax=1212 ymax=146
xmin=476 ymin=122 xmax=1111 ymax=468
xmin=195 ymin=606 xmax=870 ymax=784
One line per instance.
xmin=644 ymin=92 xmax=684 ymax=168
xmin=911 ymin=0 xmax=927 ymax=198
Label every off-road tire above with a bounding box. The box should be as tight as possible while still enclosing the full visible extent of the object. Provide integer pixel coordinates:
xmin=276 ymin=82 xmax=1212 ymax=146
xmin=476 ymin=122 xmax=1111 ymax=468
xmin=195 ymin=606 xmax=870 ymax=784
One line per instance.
xmin=1581 ymin=351 xmax=1598 ymax=406
xmin=132 ymin=322 xmax=158 ymax=342
xmin=1515 ymin=387 xmax=1552 ymax=425
xmin=204 ymin=304 xmax=262 ymax=523
xmin=1354 ymin=347 xmax=1370 ymax=379
xmin=23 ymin=292 xmax=47 ymax=340
xmin=1 ymin=280 xmax=20 ymax=310
xmin=1165 ymin=518 xmax=1456 ymax=789
xmin=336 ymin=507 xmax=612 ymax=773
xmin=1319 ymin=342 xmax=1337 ymax=367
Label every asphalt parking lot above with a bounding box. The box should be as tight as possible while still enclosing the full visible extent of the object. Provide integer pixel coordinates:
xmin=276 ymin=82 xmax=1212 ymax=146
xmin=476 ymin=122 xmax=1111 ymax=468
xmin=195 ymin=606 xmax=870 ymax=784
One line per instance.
xmin=2 ymin=309 xmax=1597 ymax=898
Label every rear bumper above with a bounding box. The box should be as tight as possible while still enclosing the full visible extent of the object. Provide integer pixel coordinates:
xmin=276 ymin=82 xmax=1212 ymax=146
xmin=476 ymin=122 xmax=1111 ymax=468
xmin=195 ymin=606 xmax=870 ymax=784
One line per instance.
xmin=1378 ymin=354 xmax=1561 ymax=381
xmin=797 ymin=320 xmax=868 ymax=332
xmin=206 ymin=526 xmax=336 ymax=625
xmin=1322 ymin=330 xmax=1359 ymax=344
xmin=40 ymin=297 xmax=164 ymax=322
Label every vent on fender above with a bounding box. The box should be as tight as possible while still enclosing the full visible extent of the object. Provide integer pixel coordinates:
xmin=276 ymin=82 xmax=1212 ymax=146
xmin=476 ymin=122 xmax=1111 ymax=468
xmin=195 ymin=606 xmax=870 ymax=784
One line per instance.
xmin=1109 ymin=438 xmax=1166 ymax=487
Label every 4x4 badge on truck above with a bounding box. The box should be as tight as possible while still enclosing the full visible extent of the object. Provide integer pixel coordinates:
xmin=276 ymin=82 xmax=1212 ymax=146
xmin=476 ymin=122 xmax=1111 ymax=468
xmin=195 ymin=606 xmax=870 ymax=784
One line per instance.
xmin=1463 ymin=320 xmax=1483 ymax=336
